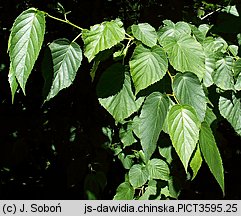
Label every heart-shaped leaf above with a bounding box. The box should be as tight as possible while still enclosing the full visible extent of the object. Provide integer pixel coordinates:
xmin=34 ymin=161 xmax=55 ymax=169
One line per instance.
xmin=161 ymin=34 xmax=205 ymax=80
xmin=131 ymin=23 xmax=157 ymax=47
xmin=130 ymin=45 xmax=168 ymax=94
xmin=82 ymin=19 xmax=125 ymax=62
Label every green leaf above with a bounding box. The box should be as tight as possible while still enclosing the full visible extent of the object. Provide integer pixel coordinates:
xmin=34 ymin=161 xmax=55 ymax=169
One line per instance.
xmin=158 ymin=145 xmax=173 ymax=164
xmin=113 ymin=182 xmax=135 ymax=200
xmin=168 ymin=104 xmax=200 ymax=171
xmin=162 ymin=97 xmax=176 ymax=134
xmin=119 ymin=121 xmax=137 ymax=148
xmin=139 ymin=180 xmax=157 ymax=200
xmin=189 ymin=24 xmax=205 ymax=42
xmin=160 ymin=186 xmax=171 ymax=198
xmin=213 ymin=57 xmax=234 ymax=90
xmin=82 ymin=19 xmax=125 ymax=62
xmin=219 ymin=95 xmax=241 ymax=136
xmin=235 ymin=73 xmax=241 ymax=90
xmin=130 ymin=45 xmax=168 ymax=94
xmin=147 ymin=158 xmax=170 ymax=181
xmin=8 ymin=8 xmax=45 ymax=94
xmin=44 ymin=38 xmax=82 ymax=101
xmin=202 ymin=37 xmax=224 ymax=87
xmin=132 ymin=116 xmax=141 ymax=138
xmin=234 ymin=59 xmax=241 ymax=77
xmin=139 ymin=92 xmax=169 ymax=160
xmin=161 ymin=34 xmax=205 ymax=79
xmin=136 ymin=150 xmax=147 ymax=164
xmin=173 ymin=72 xmax=207 ymax=122
xmin=98 ymin=72 xmax=144 ymax=122
xmin=168 ymin=177 xmax=180 ymax=199
xmin=214 ymin=38 xmax=228 ymax=53
xmin=190 ymin=144 xmax=202 ymax=180
xmin=8 ymin=64 xmax=18 ymax=103
xmin=228 ymin=45 xmax=238 ymax=56
xmin=222 ymin=5 xmax=239 ymax=17
xmin=158 ymin=20 xmax=191 ymax=44
xmin=42 ymin=47 xmax=54 ymax=99
xmin=204 ymin=37 xmax=227 ymax=54
xmin=204 ymin=107 xmax=217 ymax=126
xmin=198 ymin=24 xmax=211 ymax=37
xmin=118 ymin=154 xmax=134 ymax=169
xmin=129 ymin=164 xmax=149 ymax=188
xmin=203 ymin=54 xmax=215 ymax=87
xmin=238 ymin=34 xmax=241 ymax=46
xmin=131 ymin=23 xmax=157 ymax=47
xmin=199 ymin=121 xmax=224 ymax=194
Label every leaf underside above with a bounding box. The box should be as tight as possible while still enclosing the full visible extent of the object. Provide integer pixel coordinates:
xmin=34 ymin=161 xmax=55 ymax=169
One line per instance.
xmin=9 ymin=8 xmax=46 ymax=97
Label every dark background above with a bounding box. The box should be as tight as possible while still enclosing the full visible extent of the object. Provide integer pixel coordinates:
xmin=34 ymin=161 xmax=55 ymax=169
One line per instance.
xmin=0 ymin=0 xmax=241 ymax=199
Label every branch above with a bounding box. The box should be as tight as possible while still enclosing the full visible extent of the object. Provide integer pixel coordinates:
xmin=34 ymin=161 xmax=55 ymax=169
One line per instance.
xmin=44 ymin=12 xmax=84 ymax=31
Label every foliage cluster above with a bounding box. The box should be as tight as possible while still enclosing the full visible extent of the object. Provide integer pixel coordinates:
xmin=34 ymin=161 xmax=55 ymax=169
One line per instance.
xmin=5 ymin=2 xmax=241 ymax=199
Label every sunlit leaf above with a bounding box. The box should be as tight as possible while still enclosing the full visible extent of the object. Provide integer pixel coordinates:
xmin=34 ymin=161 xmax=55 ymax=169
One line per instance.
xmin=158 ymin=20 xmax=191 ymax=44
xmin=147 ymin=158 xmax=170 ymax=181
xmin=132 ymin=116 xmax=141 ymax=138
xmin=189 ymin=24 xmax=205 ymax=42
xmin=198 ymin=24 xmax=212 ymax=37
xmin=203 ymin=54 xmax=215 ymax=87
xmin=161 ymin=34 xmax=205 ymax=79
xmin=129 ymin=164 xmax=149 ymax=188
xmin=168 ymin=104 xmax=200 ymax=171
xmin=130 ymin=45 xmax=168 ymax=94
xmin=82 ymin=19 xmax=125 ymax=62
xmin=202 ymin=37 xmax=223 ymax=87
xmin=213 ymin=57 xmax=234 ymax=90
xmin=139 ymin=180 xmax=157 ymax=200
xmin=118 ymin=154 xmax=134 ymax=169
xmin=131 ymin=23 xmax=157 ymax=47
xmin=158 ymin=145 xmax=173 ymax=164
xmin=119 ymin=121 xmax=137 ymax=148
xmin=44 ymin=38 xmax=82 ymax=101
xmin=228 ymin=45 xmax=238 ymax=56
xmin=234 ymin=58 xmax=241 ymax=77
xmin=222 ymin=5 xmax=239 ymax=17
xmin=8 ymin=64 xmax=18 ymax=103
xmin=113 ymin=182 xmax=135 ymax=200
xmin=9 ymin=8 xmax=45 ymax=94
xmin=173 ymin=72 xmax=207 ymax=122
xmin=235 ymin=73 xmax=241 ymax=90
xmin=219 ymin=94 xmax=241 ymax=136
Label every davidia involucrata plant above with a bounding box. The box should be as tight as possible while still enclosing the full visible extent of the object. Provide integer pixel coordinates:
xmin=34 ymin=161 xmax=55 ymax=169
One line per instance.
xmin=8 ymin=6 xmax=241 ymax=199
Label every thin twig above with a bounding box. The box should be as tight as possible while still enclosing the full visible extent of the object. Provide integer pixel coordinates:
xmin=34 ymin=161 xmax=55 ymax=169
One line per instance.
xmin=200 ymin=8 xmax=221 ymax=20
xmin=44 ymin=12 xmax=84 ymax=31
xmin=72 ymin=32 xmax=82 ymax=43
